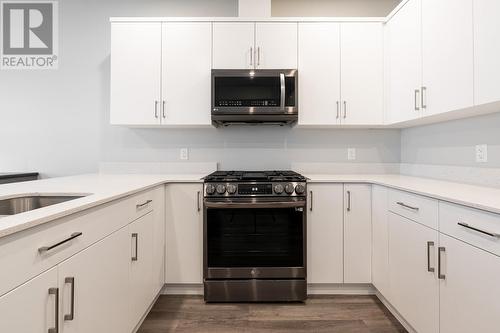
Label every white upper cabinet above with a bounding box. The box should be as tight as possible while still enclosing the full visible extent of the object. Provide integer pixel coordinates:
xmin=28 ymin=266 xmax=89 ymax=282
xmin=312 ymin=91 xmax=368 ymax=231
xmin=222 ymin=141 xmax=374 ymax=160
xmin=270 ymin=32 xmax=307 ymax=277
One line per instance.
xmin=386 ymin=0 xmax=422 ymax=123
xmin=161 ymin=22 xmax=212 ymax=125
xmin=110 ymin=23 xmax=162 ymax=125
xmin=298 ymin=23 xmax=341 ymax=125
xmin=340 ymin=23 xmax=384 ymax=125
xmin=474 ymin=0 xmax=500 ymax=105
xmin=421 ymin=0 xmax=474 ymax=116
xmin=212 ymin=22 xmax=255 ymax=69
xmin=255 ymin=22 xmax=298 ymax=69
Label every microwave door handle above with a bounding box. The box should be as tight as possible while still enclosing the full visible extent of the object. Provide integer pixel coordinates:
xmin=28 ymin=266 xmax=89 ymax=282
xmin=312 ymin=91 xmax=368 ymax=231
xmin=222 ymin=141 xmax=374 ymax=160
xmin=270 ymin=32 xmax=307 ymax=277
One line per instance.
xmin=280 ymin=73 xmax=285 ymax=111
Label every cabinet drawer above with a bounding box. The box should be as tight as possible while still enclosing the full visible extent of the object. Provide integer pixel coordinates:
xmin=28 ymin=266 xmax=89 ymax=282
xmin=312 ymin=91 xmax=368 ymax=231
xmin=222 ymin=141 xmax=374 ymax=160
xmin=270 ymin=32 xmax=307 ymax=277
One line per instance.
xmin=0 ymin=188 xmax=158 ymax=297
xmin=388 ymin=189 xmax=438 ymax=230
xmin=440 ymin=202 xmax=500 ymax=256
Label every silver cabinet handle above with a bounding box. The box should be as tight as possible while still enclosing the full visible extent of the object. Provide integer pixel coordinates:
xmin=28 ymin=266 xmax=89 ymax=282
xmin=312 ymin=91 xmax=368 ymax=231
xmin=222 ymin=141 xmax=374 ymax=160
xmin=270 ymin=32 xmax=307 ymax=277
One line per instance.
xmin=131 ymin=233 xmax=138 ymax=261
xmin=64 ymin=277 xmax=75 ymax=321
xmin=343 ymin=101 xmax=347 ymax=119
xmin=250 ymin=46 xmax=253 ymax=66
xmin=427 ymin=241 xmax=435 ymax=272
xmin=438 ymin=247 xmax=446 ymax=279
xmin=414 ymin=89 xmax=420 ymax=111
xmin=48 ymin=288 xmax=59 ymax=333
xmin=257 ymin=46 xmax=260 ymax=66
xmin=458 ymin=222 xmax=500 ymax=238
xmin=154 ymin=101 xmax=159 ymax=118
xmin=336 ymin=101 xmax=340 ymax=119
xmin=38 ymin=232 xmax=83 ymax=254
xmin=280 ymin=73 xmax=286 ymax=111
xmin=421 ymin=86 xmax=427 ymax=109
xmin=136 ymin=199 xmax=152 ymax=209
xmin=396 ymin=201 xmax=419 ymax=211
xmin=346 ymin=190 xmax=351 ymax=212
xmin=162 ymin=101 xmax=166 ymax=119
xmin=309 ymin=191 xmax=313 ymax=212
xmin=197 ymin=191 xmax=201 ymax=212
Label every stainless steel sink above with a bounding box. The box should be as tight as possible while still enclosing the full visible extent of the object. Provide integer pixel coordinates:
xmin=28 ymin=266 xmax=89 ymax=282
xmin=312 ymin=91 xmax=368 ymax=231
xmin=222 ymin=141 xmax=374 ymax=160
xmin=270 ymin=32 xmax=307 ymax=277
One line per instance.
xmin=0 ymin=195 xmax=86 ymax=216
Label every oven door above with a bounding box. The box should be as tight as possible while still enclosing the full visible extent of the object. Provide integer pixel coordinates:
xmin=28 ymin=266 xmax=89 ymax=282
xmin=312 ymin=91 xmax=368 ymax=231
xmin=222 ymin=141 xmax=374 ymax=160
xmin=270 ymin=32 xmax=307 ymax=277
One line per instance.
xmin=211 ymin=69 xmax=297 ymax=114
xmin=204 ymin=197 xmax=306 ymax=280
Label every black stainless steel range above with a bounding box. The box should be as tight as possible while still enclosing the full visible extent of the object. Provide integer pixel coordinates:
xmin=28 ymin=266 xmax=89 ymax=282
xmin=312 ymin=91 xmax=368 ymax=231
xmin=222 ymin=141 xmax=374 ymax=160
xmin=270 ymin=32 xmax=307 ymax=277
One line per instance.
xmin=203 ymin=171 xmax=307 ymax=302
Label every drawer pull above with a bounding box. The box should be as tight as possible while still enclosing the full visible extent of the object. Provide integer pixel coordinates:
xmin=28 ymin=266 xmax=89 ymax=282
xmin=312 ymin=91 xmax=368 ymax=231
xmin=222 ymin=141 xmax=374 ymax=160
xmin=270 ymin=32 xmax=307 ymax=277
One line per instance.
xmin=38 ymin=232 xmax=83 ymax=254
xmin=136 ymin=199 xmax=152 ymax=209
xmin=458 ymin=222 xmax=500 ymax=238
xmin=396 ymin=201 xmax=419 ymax=211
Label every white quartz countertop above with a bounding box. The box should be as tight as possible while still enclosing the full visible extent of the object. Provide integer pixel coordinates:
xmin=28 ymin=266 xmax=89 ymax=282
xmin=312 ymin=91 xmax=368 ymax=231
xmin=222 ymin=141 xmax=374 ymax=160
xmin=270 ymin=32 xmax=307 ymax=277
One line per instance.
xmin=306 ymin=174 xmax=500 ymax=215
xmin=0 ymin=173 xmax=204 ymax=239
xmin=2 ymin=172 xmax=500 ymax=240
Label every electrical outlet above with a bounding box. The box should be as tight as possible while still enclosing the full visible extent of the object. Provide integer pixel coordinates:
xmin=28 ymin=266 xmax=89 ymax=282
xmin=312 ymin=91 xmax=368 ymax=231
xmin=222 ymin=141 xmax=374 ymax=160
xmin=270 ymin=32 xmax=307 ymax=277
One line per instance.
xmin=475 ymin=144 xmax=488 ymax=163
xmin=347 ymin=148 xmax=356 ymax=161
xmin=180 ymin=148 xmax=189 ymax=160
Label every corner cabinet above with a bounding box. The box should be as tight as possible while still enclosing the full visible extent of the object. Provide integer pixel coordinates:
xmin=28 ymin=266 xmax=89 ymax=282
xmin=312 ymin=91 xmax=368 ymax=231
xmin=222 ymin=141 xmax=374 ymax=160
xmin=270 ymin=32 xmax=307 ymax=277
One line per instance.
xmin=110 ymin=22 xmax=211 ymax=126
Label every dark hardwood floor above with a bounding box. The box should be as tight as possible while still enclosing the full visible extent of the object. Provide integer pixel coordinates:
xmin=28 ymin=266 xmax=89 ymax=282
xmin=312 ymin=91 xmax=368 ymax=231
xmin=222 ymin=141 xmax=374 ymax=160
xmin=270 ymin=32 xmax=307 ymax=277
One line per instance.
xmin=137 ymin=295 xmax=407 ymax=333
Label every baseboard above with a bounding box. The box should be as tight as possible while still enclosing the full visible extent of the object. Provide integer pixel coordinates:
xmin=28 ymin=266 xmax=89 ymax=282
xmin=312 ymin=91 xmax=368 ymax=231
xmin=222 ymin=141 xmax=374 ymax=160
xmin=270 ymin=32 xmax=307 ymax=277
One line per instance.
xmin=307 ymin=283 xmax=376 ymax=295
xmin=162 ymin=283 xmax=204 ymax=295
xmin=374 ymin=290 xmax=417 ymax=333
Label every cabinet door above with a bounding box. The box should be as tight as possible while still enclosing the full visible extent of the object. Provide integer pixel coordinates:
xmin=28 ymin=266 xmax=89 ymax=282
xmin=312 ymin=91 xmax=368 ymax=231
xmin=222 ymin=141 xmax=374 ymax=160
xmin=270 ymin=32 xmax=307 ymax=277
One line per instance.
xmin=344 ymin=184 xmax=372 ymax=283
xmin=165 ymin=184 xmax=203 ymax=284
xmin=388 ymin=212 xmax=439 ymax=333
xmin=371 ymin=186 xmax=390 ymax=297
xmin=474 ymin=0 xmax=500 ymax=105
xmin=341 ymin=23 xmax=384 ymax=125
xmin=0 ymin=267 xmax=57 ymax=333
xmin=161 ymin=22 xmax=211 ymax=125
xmin=386 ymin=0 xmax=422 ymax=123
xmin=422 ymin=0 xmax=473 ymax=116
xmin=58 ymin=227 xmax=130 ymax=333
xmin=129 ymin=212 xmax=155 ymax=324
xmin=255 ymin=23 xmax=298 ymax=69
xmin=307 ymin=184 xmax=344 ymax=284
xmin=152 ymin=187 xmax=166 ymax=294
xmin=213 ymin=22 xmax=255 ymax=69
xmin=439 ymin=233 xmax=500 ymax=333
xmin=298 ymin=23 xmax=341 ymax=126
xmin=110 ymin=22 xmax=162 ymax=125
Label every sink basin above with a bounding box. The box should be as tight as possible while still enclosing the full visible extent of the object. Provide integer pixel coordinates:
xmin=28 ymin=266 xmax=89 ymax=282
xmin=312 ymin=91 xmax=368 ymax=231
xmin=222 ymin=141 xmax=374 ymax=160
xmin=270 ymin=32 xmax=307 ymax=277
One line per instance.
xmin=0 ymin=195 xmax=86 ymax=216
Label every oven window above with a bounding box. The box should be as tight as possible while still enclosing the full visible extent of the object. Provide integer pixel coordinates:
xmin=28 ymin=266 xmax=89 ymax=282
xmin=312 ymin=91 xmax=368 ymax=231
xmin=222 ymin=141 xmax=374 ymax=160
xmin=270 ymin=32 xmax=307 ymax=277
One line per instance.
xmin=206 ymin=207 xmax=304 ymax=267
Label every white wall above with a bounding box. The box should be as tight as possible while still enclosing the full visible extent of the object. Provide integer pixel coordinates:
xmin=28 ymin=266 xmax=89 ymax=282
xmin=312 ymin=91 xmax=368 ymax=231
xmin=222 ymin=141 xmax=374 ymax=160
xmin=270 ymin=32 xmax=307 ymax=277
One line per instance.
xmin=0 ymin=0 xmax=402 ymax=177
xmin=401 ymin=112 xmax=500 ymax=168
xmin=272 ymin=0 xmax=401 ymax=17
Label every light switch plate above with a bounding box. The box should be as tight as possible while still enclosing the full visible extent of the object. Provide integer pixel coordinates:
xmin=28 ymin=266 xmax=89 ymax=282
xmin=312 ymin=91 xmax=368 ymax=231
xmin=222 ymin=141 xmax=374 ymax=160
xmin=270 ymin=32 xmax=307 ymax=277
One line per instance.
xmin=180 ymin=148 xmax=189 ymax=160
xmin=347 ymin=148 xmax=356 ymax=161
xmin=475 ymin=144 xmax=487 ymax=163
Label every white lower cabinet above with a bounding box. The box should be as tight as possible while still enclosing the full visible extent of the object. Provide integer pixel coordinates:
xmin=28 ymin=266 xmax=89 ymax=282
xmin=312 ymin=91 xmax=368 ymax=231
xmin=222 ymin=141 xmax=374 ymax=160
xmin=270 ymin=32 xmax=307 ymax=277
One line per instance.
xmin=371 ymin=185 xmax=390 ymax=297
xmin=439 ymin=233 xmax=500 ymax=333
xmin=0 ymin=267 xmax=58 ymax=332
xmin=58 ymin=227 xmax=130 ymax=333
xmin=343 ymin=184 xmax=372 ymax=283
xmin=307 ymin=184 xmax=344 ymax=284
xmin=388 ymin=212 xmax=439 ymax=333
xmin=129 ymin=212 xmax=156 ymax=326
xmin=165 ymin=183 xmax=203 ymax=284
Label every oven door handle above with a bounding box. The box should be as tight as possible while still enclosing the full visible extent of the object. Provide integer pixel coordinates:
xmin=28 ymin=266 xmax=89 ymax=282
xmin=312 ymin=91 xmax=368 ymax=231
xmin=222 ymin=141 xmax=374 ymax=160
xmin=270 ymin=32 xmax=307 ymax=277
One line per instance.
xmin=204 ymin=201 xmax=305 ymax=209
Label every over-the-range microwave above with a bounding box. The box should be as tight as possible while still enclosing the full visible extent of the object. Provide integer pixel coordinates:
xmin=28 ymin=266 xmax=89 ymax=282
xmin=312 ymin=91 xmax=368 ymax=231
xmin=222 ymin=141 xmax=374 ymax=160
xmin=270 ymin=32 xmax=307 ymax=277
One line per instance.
xmin=211 ymin=69 xmax=298 ymax=127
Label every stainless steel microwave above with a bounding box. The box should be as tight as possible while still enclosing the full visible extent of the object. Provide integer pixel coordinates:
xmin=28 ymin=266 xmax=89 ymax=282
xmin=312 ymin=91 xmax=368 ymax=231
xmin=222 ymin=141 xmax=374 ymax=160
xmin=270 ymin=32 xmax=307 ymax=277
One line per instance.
xmin=211 ymin=69 xmax=298 ymax=127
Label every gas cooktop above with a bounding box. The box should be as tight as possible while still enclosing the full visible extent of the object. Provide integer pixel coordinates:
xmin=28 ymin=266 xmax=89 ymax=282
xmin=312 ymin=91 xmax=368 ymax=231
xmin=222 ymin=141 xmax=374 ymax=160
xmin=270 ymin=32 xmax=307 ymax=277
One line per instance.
xmin=203 ymin=171 xmax=307 ymax=197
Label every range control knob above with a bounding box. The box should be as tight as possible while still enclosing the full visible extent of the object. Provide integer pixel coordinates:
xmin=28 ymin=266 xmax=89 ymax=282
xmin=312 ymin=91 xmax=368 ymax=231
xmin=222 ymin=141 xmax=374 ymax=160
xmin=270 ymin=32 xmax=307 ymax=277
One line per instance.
xmin=205 ymin=184 xmax=216 ymax=195
xmin=295 ymin=184 xmax=306 ymax=195
xmin=274 ymin=184 xmax=284 ymax=194
xmin=285 ymin=183 xmax=295 ymax=195
xmin=227 ymin=184 xmax=237 ymax=194
xmin=216 ymin=184 xmax=226 ymax=195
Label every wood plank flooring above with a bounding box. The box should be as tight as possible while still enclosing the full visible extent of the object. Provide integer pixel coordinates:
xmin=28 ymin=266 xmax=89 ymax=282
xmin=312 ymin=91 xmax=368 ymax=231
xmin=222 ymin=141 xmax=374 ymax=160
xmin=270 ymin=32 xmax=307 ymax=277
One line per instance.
xmin=137 ymin=295 xmax=407 ymax=333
